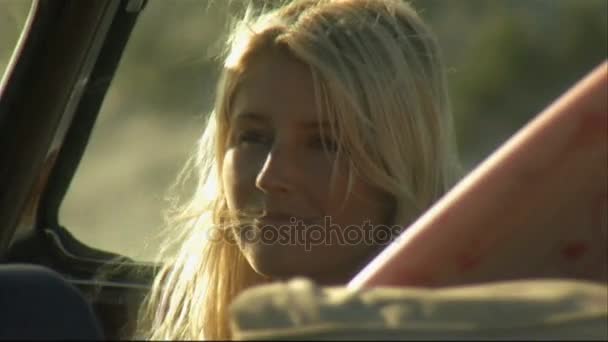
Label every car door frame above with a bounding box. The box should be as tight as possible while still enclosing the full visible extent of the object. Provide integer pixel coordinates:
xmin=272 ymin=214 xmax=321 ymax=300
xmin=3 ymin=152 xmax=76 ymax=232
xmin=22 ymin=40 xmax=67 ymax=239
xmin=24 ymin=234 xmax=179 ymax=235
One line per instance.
xmin=0 ymin=0 xmax=158 ymax=339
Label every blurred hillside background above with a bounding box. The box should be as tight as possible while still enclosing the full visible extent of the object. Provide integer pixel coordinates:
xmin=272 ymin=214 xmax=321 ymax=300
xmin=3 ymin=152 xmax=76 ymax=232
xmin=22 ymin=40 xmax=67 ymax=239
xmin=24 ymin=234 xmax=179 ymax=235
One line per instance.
xmin=1 ymin=0 xmax=607 ymax=261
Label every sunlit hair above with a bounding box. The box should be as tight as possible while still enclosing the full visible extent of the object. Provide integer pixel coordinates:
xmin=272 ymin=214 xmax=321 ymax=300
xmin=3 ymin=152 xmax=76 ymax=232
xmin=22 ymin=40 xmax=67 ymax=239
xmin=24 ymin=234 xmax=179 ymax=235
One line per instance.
xmin=137 ymin=0 xmax=460 ymax=339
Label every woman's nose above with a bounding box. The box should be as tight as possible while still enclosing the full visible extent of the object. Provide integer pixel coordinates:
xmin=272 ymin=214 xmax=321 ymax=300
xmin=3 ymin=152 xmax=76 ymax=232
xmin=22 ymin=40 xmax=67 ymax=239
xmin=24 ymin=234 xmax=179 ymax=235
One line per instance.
xmin=255 ymin=145 xmax=297 ymax=194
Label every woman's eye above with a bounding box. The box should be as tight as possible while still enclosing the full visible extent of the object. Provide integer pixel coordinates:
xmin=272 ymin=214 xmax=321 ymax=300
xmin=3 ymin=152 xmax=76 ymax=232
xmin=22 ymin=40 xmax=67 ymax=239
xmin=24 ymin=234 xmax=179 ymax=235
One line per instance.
xmin=236 ymin=130 xmax=270 ymax=146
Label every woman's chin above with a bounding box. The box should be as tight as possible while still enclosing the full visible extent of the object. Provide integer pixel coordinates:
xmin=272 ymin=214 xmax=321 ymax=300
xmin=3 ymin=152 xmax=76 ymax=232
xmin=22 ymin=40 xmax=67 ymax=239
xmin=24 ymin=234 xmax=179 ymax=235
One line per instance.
xmin=239 ymin=240 xmax=372 ymax=284
xmin=241 ymin=241 xmax=312 ymax=279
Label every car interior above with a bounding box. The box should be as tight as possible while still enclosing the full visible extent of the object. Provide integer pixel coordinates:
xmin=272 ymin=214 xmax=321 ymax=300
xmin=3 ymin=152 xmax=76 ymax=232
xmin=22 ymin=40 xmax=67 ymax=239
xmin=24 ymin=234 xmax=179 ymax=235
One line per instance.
xmin=0 ymin=1 xmax=154 ymax=339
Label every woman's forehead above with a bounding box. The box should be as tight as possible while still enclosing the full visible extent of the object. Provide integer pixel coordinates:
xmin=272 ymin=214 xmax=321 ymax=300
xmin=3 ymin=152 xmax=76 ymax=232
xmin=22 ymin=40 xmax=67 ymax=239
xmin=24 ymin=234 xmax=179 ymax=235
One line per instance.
xmin=229 ymin=48 xmax=326 ymax=125
xmin=232 ymin=111 xmax=331 ymax=132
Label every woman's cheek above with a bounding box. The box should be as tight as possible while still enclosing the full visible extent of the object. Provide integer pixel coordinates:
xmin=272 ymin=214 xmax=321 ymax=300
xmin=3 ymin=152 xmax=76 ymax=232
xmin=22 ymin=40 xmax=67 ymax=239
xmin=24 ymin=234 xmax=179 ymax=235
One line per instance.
xmin=303 ymin=148 xmax=338 ymax=175
xmin=222 ymin=147 xmax=265 ymax=209
xmin=302 ymin=152 xmax=348 ymax=200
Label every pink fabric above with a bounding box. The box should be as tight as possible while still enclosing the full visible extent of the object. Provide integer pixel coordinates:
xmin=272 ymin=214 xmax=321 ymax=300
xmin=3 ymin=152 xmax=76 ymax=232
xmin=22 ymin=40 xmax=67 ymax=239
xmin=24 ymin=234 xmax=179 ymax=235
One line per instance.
xmin=350 ymin=61 xmax=608 ymax=289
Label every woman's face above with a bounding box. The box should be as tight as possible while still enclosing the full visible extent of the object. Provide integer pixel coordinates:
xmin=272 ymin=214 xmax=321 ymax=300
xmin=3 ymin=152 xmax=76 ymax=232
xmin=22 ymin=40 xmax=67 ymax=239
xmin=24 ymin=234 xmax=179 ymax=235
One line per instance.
xmin=222 ymin=47 xmax=394 ymax=284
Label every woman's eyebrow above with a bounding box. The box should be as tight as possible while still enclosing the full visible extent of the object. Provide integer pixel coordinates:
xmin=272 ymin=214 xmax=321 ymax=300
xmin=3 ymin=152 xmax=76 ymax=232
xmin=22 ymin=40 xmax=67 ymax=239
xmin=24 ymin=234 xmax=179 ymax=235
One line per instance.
xmin=234 ymin=112 xmax=270 ymax=124
xmin=297 ymin=120 xmax=331 ymax=129
xmin=234 ymin=113 xmax=331 ymax=129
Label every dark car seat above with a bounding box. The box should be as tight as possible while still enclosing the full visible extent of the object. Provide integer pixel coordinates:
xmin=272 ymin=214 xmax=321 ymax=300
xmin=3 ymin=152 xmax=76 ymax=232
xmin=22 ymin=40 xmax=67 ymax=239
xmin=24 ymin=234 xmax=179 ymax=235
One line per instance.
xmin=0 ymin=263 xmax=104 ymax=340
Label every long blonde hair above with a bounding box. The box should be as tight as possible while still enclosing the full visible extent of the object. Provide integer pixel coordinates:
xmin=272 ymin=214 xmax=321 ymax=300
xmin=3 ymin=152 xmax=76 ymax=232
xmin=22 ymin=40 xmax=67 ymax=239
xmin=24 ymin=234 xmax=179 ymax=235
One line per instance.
xmin=137 ymin=0 xmax=460 ymax=339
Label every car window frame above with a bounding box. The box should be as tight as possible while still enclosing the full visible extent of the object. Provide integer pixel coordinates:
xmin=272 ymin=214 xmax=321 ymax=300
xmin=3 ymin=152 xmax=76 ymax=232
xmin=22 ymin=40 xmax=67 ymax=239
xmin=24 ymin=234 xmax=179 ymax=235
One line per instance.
xmin=0 ymin=0 xmax=157 ymax=281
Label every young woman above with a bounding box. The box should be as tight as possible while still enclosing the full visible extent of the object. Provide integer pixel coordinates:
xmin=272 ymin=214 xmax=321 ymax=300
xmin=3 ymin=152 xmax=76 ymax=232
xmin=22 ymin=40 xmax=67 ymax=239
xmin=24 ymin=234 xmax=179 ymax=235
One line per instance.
xmin=138 ymin=0 xmax=461 ymax=339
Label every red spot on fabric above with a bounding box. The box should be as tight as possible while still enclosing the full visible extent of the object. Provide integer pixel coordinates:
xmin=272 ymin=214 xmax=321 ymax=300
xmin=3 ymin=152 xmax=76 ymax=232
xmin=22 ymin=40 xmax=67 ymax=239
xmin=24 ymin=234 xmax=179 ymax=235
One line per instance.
xmin=457 ymin=253 xmax=482 ymax=273
xmin=561 ymin=242 xmax=588 ymax=261
xmin=456 ymin=238 xmax=485 ymax=273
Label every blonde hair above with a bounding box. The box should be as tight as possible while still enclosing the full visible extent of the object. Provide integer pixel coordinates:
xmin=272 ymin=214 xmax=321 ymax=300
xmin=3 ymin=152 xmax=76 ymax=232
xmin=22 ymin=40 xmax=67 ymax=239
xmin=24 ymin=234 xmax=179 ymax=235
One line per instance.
xmin=137 ymin=0 xmax=460 ymax=339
